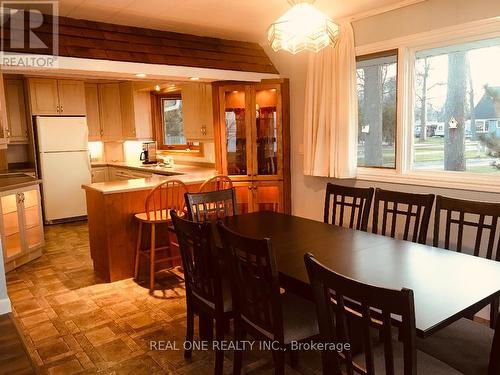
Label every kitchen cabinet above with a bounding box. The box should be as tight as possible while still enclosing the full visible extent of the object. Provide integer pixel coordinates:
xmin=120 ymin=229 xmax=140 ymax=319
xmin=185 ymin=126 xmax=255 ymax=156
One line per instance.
xmin=98 ymin=84 xmax=123 ymax=141
xmin=1 ymin=183 xmax=44 ymax=272
xmin=232 ymin=181 xmax=283 ymax=214
xmin=107 ymin=167 xmax=152 ymax=181
xmin=28 ymin=78 xmax=86 ymax=115
xmin=216 ymin=79 xmax=290 ymax=213
xmin=0 ymin=74 xmax=10 ymax=148
xmin=4 ymin=79 xmax=29 ymax=143
xmin=85 ymin=83 xmax=102 ymax=141
xmin=91 ymin=166 xmax=108 ymax=183
xmin=182 ymin=82 xmax=214 ymax=140
xmin=120 ymin=82 xmax=153 ymax=140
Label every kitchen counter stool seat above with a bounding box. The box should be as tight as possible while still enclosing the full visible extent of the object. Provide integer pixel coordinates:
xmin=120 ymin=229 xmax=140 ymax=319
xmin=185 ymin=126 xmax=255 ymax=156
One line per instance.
xmin=134 ymin=179 xmax=188 ymax=292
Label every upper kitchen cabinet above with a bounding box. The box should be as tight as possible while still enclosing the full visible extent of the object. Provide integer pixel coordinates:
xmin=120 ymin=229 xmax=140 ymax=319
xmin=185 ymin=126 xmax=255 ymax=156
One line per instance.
xmin=98 ymin=83 xmax=123 ymax=141
xmin=119 ymin=82 xmax=152 ymax=140
xmin=0 ymin=74 xmax=10 ymax=148
xmin=84 ymin=83 xmax=102 ymax=141
xmin=4 ymin=78 xmax=29 ymax=143
xmin=182 ymin=82 xmax=214 ymax=141
xmin=28 ymin=78 xmax=86 ymax=115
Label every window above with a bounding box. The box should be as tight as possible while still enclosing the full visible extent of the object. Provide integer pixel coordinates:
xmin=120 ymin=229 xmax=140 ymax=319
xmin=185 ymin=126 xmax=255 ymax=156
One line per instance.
xmin=153 ymin=94 xmax=200 ymax=152
xmin=412 ymin=38 xmax=500 ymax=175
xmin=356 ymin=50 xmax=398 ymax=168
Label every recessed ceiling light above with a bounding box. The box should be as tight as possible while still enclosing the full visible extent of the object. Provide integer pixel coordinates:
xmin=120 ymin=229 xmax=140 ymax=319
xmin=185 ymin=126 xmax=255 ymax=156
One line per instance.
xmin=155 ymin=85 xmax=161 ymax=91
xmin=232 ymin=90 xmax=239 ymax=93
xmin=189 ymin=77 xmax=200 ymax=81
xmin=135 ymin=73 xmax=146 ymax=78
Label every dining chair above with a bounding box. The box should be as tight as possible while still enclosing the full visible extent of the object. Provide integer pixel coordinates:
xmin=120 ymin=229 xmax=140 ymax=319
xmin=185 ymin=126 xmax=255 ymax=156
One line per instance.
xmin=372 ymin=188 xmax=435 ymax=244
xmin=304 ymin=253 xmax=461 ymax=375
xmin=185 ymin=188 xmax=237 ymax=222
xmin=198 ymin=175 xmax=233 ymax=192
xmin=217 ymin=222 xmax=319 ymax=375
xmin=170 ymin=210 xmax=232 ymax=375
xmin=433 ymin=195 xmax=500 ymax=328
xmin=134 ymin=179 xmax=187 ymax=292
xmin=417 ymin=312 xmax=500 ymax=375
xmin=324 ymin=183 xmax=374 ymax=231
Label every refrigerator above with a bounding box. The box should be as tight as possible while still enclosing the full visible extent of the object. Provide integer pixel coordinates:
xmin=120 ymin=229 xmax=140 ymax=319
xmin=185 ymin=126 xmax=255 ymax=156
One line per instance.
xmin=36 ymin=116 xmax=91 ymax=224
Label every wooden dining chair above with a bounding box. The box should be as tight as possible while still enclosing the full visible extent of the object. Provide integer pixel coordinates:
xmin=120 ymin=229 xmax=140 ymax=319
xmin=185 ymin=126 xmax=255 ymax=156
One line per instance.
xmin=304 ymin=253 xmax=460 ymax=375
xmin=372 ymin=188 xmax=435 ymax=244
xmin=170 ymin=211 xmax=232 ymax=375
xmin=185 ymin=188 xmax=237 ymax=222
xmin=417 ymin=308 xmax=500 ymax=375
xmin=324 ymin=183 xmax=374 ymax=231
xmin=134 ymin=179 xmax=188 ymax=292
xmin=198 ymin=175 xmax=233 ymax=193
xmin=217 ymin=223 xmax=319 ymax=375
xmin=433 ymin=195 xmax=500 ymax=328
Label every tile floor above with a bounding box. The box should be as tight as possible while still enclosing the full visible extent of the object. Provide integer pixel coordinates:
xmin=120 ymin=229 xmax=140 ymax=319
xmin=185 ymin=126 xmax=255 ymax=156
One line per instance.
xmin=5 ymin=222 xmax=321 ymax=374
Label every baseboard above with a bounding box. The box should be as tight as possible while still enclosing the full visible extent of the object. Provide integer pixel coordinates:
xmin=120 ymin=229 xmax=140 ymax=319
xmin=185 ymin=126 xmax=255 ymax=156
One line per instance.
xmin=0 ymin=297 xmax=12 ymax=314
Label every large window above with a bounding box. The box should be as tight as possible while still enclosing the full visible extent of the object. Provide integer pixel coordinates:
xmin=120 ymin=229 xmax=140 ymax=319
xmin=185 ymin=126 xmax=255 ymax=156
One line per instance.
xmin=356 ymin=50 xmax=398 ymax=168
xmin=412 ymin=38 xmax=500 ymax=174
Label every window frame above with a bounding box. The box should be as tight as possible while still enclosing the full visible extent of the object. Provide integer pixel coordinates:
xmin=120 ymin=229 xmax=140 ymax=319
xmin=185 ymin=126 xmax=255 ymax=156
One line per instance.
xmin=356 ymin=49 xmax=399 ymax=170
xmin=152 ymin=93 xmax=201 ymax=153
xmin=354 ymin=17 xmax=500 ymax=193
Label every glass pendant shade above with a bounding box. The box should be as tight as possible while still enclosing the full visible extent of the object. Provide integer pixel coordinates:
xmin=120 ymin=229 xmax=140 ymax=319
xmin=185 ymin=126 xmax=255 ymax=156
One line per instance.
xmin=267 ymin=0 xmax=339 ymax=54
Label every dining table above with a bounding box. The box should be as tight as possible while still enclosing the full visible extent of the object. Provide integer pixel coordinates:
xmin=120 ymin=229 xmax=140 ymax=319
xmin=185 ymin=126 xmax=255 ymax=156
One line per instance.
xmin=222 ymin=211 xmax=500 ymax=338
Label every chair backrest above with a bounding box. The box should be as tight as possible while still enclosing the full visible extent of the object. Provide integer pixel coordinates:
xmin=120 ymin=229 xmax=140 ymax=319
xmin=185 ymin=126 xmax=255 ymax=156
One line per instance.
xmin=489 ymin=315 xmax=500 ymax=375
xmin=433 ymin=195 xmax=500 ymax=259
xmin=373 ymin=188 xmax=435 ymax=244
xmin=304 ymin=253 xmax=417 ymax=375
xmin=185 ymin=188 xmax=237 ymax=222
xmin=170 ymin=210 xmax=223 ymax=309
xmin=217 ymin=222 xmax=284 ymax=341
xmin=198 ymin=175 xmax=233 ymax=193
xmin=145 ymin=179 xmax=188 ymax=221
xmin=324 ymin=183 xmax=375 ymax=231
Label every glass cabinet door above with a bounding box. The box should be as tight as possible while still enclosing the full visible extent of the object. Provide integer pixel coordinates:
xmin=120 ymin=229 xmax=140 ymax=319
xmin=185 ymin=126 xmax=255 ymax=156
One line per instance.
xmin=1 ymin=193 xmax=22 ymax=259
xmin=253 ymin=85 xmax=281 ymax=178
xmin=21 ymin=189 xmax=43 ymax=251
xmin=222 ymin=87 xmax=250 ymax=176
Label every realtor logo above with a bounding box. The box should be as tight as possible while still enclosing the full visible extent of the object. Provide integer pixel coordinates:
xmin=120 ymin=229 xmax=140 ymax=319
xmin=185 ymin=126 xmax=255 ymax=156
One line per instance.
xmin=0 ymin=0 xmax=58 ymax=68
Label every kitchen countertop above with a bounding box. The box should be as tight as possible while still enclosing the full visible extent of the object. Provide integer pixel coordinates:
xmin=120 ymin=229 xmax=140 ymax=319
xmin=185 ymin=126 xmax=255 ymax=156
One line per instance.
xmin=83 ymin=163 xmax=217 ymax=195
xmin=90 ymin=161 xmax=201 ymax=177
xmin=0 ymin=174 xmax=41 ymax=192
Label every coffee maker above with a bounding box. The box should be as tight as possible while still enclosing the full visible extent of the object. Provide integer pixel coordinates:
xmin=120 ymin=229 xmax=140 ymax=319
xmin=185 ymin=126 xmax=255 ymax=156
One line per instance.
xmin=140 ymin=141 xmax=158 ymax=164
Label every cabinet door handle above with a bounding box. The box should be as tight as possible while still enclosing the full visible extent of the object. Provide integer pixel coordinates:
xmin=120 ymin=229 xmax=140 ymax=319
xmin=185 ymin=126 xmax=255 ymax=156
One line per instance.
xmin=60 ymin=106 xmax=63 ymax=113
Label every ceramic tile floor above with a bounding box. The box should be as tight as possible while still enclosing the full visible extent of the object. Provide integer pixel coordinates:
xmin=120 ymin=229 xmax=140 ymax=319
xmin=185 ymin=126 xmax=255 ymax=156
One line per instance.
xmin=5 ymin=222 xmax=321 ymax=374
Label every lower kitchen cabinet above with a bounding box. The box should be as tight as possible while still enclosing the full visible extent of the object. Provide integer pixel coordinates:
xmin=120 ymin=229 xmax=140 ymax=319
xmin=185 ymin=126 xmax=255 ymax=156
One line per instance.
xmin=232 ymin=180 xmax=283 ymax=214
xmin=1 ymin=184 xmax=44 ymax=272
xmin=91 ymin=167 xmax=108 ymax=183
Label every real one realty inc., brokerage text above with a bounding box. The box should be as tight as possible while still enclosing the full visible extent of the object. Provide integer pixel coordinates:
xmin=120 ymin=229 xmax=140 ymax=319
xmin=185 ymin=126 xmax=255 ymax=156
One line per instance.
xmin=150 ymin=340 xmax=350 ymax=352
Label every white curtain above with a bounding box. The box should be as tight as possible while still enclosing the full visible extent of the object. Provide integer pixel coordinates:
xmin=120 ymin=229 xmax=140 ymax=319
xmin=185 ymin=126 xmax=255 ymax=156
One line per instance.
xmin=303 ymin=22 xmax=358 ymax=178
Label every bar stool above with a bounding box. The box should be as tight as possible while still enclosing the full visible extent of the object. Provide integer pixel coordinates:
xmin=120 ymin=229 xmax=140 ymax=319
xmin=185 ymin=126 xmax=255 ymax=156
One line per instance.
xmin=198 ymin=175 xmax=233 ymax=192
xmin=134 ymin=179 xmax=188 ymax=292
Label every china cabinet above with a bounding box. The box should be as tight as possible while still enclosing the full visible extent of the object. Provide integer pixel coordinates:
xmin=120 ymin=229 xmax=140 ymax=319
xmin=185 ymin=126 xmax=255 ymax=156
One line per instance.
xmin=215 ymin=79 xmax=290 ymax=213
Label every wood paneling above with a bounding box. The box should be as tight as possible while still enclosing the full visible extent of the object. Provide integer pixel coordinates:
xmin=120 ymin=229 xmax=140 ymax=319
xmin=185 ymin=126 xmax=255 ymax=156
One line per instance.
xmin=1 ymin=15 xmax=278 ymax=74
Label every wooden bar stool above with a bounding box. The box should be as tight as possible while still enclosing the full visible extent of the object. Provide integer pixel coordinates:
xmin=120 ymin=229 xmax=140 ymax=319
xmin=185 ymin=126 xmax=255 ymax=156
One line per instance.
xmin=198 ymin=175 xmax=233 ymax=192
xmin=134 ymin=179 xmax=188 ymax=292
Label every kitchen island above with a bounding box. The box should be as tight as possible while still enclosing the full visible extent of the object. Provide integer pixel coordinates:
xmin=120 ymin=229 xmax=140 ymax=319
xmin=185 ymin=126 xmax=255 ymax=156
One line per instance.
xmin=82 ymin=165 xmax=217 ymax=282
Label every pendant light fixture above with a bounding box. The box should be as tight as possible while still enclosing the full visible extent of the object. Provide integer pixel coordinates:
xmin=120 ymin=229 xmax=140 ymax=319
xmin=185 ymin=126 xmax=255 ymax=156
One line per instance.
xmin=267 ymin=0 xmax=339 ymax=54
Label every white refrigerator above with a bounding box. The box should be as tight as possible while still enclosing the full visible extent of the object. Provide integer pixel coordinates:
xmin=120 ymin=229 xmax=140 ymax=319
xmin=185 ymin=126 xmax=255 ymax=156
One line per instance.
xmin=36 ymin=116 xmax=91 ymax=223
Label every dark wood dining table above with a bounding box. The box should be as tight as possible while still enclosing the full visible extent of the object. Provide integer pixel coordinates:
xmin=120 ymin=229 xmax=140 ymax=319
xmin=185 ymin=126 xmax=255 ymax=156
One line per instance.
xmin=222 ymin=211 xmax=500 ymax=338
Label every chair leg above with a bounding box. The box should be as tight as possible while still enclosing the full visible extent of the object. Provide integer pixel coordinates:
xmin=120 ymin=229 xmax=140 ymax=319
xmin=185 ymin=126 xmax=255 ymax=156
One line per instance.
xmin=233 ymin=320 xmax=245 ymax=375
xmin=491 ymin=297 xmax=499 ymax=329
xmin=199 ymin=314 xmax=214 ymax=341
xmin=185 ymin=304 xmax=194 ymax=359
xmin=214 ymin=317 xmax=225 ymax=375
xmin=272 ymin=348 xmax=286 ymax=375
xmin=134 ymin=222 xmax=143 ymax=280
xmin=149 ymin=224 xmax=156 ymax=293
